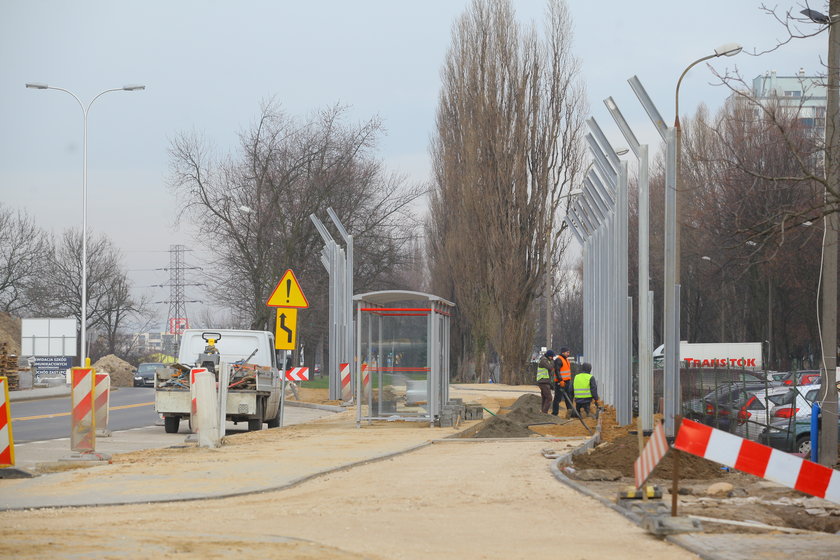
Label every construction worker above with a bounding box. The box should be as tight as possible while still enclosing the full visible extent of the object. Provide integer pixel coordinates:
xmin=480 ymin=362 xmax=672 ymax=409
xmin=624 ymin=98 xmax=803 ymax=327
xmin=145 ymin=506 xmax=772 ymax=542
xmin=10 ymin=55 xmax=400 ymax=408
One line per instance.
xmin=536 ymin=350 xmax=556 ymax=414
xmin=551 ymin=347 xmax=574 ymax=417
xmin=572 ymin=362 xmax=600 ymax=418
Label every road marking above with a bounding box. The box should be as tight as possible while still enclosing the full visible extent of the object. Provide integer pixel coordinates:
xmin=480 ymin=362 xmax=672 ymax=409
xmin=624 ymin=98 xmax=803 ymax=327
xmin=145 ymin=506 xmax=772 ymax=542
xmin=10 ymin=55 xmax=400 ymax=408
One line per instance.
xmin=12 ymin=401 xmax=154 ymax=421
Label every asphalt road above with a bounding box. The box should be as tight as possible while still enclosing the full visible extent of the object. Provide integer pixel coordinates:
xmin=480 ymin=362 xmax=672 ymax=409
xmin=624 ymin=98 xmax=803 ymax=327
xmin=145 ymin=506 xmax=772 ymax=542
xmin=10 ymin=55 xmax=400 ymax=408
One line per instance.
xmin=7 ymin=392 xmax=338 ymax=472
xmin=9 ymin=386 xmax=158 ymax=443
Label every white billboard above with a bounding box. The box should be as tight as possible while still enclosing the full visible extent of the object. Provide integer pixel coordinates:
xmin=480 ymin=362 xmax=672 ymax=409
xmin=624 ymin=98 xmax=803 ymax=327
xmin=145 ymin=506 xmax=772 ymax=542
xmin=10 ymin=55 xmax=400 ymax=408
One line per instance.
xmin=21 ymin=318 xmax=77 ymax=357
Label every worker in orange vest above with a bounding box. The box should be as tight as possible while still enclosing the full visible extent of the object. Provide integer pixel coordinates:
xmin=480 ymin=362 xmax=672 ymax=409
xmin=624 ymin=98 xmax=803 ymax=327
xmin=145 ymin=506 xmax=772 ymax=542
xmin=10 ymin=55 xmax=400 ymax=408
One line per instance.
xmin=551 ymin=347 xmax=574 ymax=417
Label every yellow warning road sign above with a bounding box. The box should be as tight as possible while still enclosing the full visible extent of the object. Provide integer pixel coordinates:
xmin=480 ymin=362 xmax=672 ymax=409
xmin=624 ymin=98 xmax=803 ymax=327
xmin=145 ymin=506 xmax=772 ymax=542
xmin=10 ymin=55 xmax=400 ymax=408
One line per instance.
xmin=266 ymin=269 xmax=309 ymax=308
xmin=275 ymin=308 xmax=298 ymax=350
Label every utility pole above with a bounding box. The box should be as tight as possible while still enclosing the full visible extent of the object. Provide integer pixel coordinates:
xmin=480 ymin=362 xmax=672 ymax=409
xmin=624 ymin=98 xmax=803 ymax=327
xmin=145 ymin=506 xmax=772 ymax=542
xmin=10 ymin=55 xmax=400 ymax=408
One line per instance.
xmin=819 ymin=0 xmax=839 ymax=467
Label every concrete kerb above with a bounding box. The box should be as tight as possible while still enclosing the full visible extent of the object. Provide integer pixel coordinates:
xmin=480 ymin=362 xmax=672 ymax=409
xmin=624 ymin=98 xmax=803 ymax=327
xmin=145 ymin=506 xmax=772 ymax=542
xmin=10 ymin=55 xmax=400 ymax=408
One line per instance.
xmin=547 ymin=420 xmax=729 ymax=560
xmin=547 ymin=418 xmax=650 ymax=525
xmin=285 ymin=401 xmax=344 ymax=413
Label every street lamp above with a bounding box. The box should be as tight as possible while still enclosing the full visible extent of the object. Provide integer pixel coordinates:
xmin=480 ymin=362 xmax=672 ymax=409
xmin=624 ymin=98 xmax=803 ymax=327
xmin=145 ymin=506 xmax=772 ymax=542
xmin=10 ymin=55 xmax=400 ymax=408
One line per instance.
xmin=674 ymin=43 xmax=742 ymax=274
xmin=26 ymin=83 xmax=145 ymax=367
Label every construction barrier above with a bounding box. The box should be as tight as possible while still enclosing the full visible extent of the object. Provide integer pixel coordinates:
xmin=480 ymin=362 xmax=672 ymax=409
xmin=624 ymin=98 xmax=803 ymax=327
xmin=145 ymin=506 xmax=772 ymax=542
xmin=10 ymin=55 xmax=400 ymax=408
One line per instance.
xmin=675 ymin=418 xmax=840 ymax=504
xmin=340 ymin=362 xmax=352 ymax=402
xmin=190 ymin=368 xmax=206 ymax=434
xmin=0 ymin=376 xmax=14 ymax=467
xmin=94 ymin=373 xmax=111 ymax=435
xmin=362 ymin=363 xmax=371 ymax=403
xmin=634 ymin=420 xmax=668 ymax=489
xmin=194 ymin=370 xmax=220 ymax=448
xmin=70 ymin=367 xmax=96 ymax=453
xmin=285 ymin=367 xmax=309 ymax=381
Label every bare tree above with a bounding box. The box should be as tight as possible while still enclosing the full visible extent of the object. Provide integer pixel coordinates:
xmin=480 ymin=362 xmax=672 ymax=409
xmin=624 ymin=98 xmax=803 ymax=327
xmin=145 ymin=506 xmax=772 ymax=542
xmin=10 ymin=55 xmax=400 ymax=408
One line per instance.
xmin=29 ymin=229 xmax=139 ymax=361
xmin=0 ymin=204 xmax=50 ymax=314
xmin=169 ymin=101 xmax=425 ymax=365
xmin=428 ymin=0 xmax=585 ymax=384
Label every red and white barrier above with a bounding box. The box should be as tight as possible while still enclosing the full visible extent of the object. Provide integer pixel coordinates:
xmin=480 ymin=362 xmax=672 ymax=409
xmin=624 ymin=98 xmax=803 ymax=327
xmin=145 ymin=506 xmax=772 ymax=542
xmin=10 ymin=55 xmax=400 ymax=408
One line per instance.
xmin=94 ymin=373 xmax=111 ymax=434
xmin=362 ymin=363 xmax=371 ymax=402
xmin=190 ymin=368 xmax=207 ymax=434
xmin=285 ymin=367 xmax=309 ymax=381
xmin=0 ymin=377 xmax=15 ymax=467
xmin=340 ymin=363 xmax=352 ymax=402
xmin=70 ymin=367 xmax=96 ymax=452
xmin=675 ymin=418 xmax=840 ymax=504
xmin=634 ymin=421 xmax=669 ymax=488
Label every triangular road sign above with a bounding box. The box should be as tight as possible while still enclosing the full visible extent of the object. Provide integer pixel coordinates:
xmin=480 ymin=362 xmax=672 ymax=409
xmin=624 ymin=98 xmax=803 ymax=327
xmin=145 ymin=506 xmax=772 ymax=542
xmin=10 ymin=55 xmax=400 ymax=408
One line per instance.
xmin=267 ymin=269 xmax=309 ymax=308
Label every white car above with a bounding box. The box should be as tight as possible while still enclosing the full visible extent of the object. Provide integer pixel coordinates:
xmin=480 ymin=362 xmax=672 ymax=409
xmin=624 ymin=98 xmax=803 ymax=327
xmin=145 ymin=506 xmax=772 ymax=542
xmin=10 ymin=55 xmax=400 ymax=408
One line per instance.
xmin=733 ymin=386 xmax=800 ymax=440
xmin=767 ymin=385 xmax=820 ymax=422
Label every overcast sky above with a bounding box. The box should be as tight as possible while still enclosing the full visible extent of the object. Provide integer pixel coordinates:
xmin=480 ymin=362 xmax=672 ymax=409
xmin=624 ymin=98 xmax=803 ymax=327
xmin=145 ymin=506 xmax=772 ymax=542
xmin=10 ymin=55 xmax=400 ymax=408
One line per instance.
xmin=0 ymin=1 xmax=824 ymax=330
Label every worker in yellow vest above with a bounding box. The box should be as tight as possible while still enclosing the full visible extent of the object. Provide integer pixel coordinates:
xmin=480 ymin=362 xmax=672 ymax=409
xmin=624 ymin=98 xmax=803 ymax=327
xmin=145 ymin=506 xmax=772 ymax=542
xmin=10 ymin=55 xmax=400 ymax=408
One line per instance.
xmin=572 ymin=362 xmax=600 ymax=418
xmin=551 ymin=347 xmax=574 ymax=417
xmin=536 ymin=350 xmax=556 ymax=414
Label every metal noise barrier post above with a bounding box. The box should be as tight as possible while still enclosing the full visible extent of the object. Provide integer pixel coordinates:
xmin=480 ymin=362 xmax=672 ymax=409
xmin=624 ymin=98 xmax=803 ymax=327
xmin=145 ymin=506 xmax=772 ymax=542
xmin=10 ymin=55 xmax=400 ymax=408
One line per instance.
xmin=195 ymin=371 xmax=220 ymax=448
xmin=70 ymin=367 xmax=96 ymax=452
xmin=94 ymin=373 xmax=111 ymax=436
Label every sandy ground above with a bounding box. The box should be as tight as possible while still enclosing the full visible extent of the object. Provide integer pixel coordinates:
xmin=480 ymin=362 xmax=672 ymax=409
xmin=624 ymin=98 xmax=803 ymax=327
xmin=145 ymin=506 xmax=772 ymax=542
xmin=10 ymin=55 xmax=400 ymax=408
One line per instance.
xmin=0 ymin=385 xmax=696 ymax=560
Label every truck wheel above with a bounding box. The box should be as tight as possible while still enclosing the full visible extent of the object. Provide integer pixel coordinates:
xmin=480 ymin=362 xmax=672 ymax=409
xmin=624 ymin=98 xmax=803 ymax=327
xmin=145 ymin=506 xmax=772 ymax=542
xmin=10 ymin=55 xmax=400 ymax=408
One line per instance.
xmin=164 ymin=416 xmax=180 ymax=434
xmin=248 ymin=418 xmax=263 ymax=431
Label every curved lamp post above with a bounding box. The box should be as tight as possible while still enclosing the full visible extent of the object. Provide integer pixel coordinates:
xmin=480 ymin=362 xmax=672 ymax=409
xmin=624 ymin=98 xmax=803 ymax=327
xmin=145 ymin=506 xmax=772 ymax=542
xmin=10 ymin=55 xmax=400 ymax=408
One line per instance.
xmin=673 ymin=43 xmax=741 ymax=275
xmin=26 ymin=83 xmax=145 ymax=367
xmin=660 ymin=43 xmax=740 ymax=435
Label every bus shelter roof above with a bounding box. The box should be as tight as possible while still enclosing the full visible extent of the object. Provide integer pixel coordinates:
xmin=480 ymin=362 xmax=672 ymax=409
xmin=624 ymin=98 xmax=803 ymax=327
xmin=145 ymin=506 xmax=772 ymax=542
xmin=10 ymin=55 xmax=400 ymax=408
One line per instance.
xmin=353 ymin=290 xmax=455 ymax=308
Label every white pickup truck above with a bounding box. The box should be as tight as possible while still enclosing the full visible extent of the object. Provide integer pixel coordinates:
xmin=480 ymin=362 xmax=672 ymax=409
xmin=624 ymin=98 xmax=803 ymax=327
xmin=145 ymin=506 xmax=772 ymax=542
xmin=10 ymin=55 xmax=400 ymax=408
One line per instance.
xmin=155 ymin=329 xmax=283 ymax=433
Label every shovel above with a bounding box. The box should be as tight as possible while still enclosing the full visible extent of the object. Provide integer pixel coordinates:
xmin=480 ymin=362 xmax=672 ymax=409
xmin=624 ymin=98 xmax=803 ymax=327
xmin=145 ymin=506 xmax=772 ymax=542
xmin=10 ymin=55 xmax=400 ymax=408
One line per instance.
xmin=559 ymin=386 xmax=592 ymax=435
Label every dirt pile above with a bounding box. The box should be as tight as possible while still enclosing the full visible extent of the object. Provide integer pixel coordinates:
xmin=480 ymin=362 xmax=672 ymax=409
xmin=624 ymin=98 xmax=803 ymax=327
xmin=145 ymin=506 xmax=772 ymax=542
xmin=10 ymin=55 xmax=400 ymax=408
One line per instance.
xmin=92 ymin=354 xmax=135 ymax=387
xmin=573 ymin=433 xmax=723 ymax=479
xmin=501 ymin=393 xmax=568 ymax=426
xmin=458 ymin=393 xmax=573 ymax=438
xmin=0 ymin=312 xmax=21 ymax=355
xmin=463 ymin=414 xmax=537 ymax=438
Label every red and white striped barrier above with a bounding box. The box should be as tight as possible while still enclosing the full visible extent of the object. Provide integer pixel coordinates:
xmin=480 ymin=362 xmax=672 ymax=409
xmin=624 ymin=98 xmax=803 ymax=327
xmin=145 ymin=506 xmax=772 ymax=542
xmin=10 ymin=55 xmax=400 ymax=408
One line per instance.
xmin=340 ymin=362 xmax=352 ymax=402
xmin=190 ymin=368 xmax=206 ymax=434
xmin=70 ymin=367 xmax=96 ymax=452
xmin=0 ymin=377 xmax=15 ymax=467
xmin=94 ymin=373 xmax=111 ymax=434
xmin=362 ymin=363 xmax=371 ymax=401
xmin=675 ymin=418 xmax=840 ymax=504
xmin=634 ymin=421 xmax=669 ymax=488
xmin=285 ymin=367 xmax=309 ymax=381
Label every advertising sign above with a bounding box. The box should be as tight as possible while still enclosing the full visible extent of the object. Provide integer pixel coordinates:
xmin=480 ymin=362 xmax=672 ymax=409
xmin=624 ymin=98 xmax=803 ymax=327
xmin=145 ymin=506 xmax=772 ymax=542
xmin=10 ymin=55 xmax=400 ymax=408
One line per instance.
xmin=21 ymin=318 xmax=77 ymax=357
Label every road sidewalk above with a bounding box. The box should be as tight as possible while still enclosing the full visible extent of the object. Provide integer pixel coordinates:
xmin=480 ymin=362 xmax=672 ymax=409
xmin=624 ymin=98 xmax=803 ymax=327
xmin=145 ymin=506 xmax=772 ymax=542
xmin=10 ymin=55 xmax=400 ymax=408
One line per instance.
xmin=2 ymin=383 xmax=837 ymax=559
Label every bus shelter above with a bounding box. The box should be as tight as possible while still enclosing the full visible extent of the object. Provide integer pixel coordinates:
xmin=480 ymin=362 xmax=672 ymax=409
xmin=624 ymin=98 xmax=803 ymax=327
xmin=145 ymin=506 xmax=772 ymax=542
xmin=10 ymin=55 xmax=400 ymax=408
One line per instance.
xmin=354 ymin=290 xmax=454 ymax=427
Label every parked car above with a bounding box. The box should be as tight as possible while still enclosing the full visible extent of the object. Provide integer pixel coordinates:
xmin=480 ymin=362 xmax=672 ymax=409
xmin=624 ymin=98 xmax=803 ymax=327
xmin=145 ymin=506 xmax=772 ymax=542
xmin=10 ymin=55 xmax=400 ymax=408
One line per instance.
xmin=760 ymin=371 xmax=791 ymax=385
xmin=768 ymin=385 xmax=820 ymax=421
xmin=698 ymin=382 xmax=768 ymax=431
xmin=759 ymin=414 xmax=840 ymax=455
xmin=731 ymin=386 xmax=798 ymax=440
xmin=133 ymin=362 xmax=166 ymax=387
xmin=781 ymin=370 xmax=821 ymax=386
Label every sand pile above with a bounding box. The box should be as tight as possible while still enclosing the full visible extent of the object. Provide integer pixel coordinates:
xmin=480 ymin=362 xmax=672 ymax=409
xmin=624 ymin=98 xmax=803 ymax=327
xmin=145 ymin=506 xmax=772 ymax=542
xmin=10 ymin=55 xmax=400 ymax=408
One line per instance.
xmin=92 ymin=354 xmax=135 ymax=387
